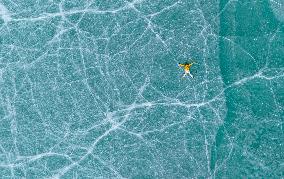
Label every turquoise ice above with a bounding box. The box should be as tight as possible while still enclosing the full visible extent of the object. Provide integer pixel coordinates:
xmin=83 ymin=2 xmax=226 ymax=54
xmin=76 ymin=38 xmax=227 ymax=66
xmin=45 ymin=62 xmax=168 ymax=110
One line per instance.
xmin=0 ymin=0 xmax=283 ymax=178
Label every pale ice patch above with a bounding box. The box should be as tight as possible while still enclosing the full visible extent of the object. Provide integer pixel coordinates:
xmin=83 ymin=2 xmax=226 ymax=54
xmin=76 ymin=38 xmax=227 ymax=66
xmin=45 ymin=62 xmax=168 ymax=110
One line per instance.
xmin=0 ymin=2 xmax=11 ymax=23
xmin=269 ymin=0 xmax=284 ymax=22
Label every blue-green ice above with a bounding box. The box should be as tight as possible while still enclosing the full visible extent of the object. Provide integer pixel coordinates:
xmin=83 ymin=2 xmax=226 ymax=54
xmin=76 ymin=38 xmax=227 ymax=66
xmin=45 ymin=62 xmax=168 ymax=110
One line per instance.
xmin=0 ymin=0 xmax=283 ymax=178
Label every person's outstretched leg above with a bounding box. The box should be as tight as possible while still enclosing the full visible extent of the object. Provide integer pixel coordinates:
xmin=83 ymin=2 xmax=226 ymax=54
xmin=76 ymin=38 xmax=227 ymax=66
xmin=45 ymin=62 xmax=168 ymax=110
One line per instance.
xmin=189 ymin=72 xmax=193 ymax=78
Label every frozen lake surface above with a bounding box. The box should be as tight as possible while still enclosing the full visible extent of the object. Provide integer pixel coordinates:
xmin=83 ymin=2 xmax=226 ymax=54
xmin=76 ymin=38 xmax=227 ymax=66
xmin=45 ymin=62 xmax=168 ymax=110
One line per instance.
xmin=0 ymin=0 xmax=283 ymax=178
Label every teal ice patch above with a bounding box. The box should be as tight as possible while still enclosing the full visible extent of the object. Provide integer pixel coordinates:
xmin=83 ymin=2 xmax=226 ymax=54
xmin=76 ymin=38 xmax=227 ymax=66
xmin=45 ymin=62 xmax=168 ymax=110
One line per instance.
xmin=0 ymin=0 xmax=283 ymax=178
